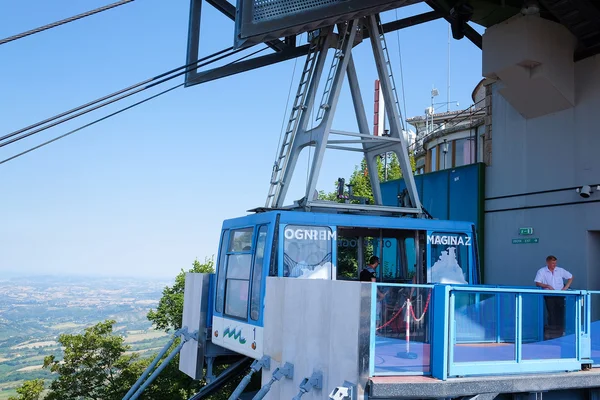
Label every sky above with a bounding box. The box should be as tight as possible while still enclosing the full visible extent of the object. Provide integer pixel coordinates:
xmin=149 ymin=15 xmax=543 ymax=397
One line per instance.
xmin=0 ymin=0 xmax=484 ymax=279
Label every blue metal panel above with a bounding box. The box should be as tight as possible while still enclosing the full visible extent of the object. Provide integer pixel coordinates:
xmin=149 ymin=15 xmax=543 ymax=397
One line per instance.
xmin=431 ymin=285 xmax=451 ymax=380
xmin=380 ymin=180 xmax=399 ymax=206
xmin=448 ymin=167 xmax=479 ymax=224
xmin=422 ymin=171 xmax=449 ymax=219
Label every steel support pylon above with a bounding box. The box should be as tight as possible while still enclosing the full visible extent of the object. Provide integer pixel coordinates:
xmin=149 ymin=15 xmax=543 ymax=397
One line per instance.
xmin=265 ymin=16 xmax=422 ymax=216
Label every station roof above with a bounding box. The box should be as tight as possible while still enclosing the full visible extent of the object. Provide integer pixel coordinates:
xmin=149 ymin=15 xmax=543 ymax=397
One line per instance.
xmin=427 ymin=0 xmax=600 ymax=61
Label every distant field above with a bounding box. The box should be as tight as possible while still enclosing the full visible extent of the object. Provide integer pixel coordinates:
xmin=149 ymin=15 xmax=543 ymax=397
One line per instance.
xmin=124 ymin=331 xmax=167 ymax=343
xmin=15 ymin=365 xmax=43 ymax=372
xmin=50 ymin=322 xmax=81 ymax=330
xmin=11 ymin=341 xmax=57 ymax=350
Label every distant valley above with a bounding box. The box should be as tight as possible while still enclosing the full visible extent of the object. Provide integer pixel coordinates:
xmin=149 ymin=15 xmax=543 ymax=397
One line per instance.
xmin=0 ymin=274 xmax=173 ymax=399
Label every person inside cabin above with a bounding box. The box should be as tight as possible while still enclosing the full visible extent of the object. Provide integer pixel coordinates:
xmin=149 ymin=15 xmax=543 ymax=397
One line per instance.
xmin=360 ymin=255 xmax=388 ymax=302
xmin=360 ymin=256 xmax=380 ymax=282
xmin=534 ymin=255 xmax=573 ymax=339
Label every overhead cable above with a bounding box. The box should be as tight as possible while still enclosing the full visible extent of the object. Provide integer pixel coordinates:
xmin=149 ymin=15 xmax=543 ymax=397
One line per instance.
xmin=0 ymin=0 xmax=135 ymax=46
xmin=0 ymin=45 xmax=235 ymax=144
xmin=0 ymin=46 xmax=270 ymax=165
xmin=0 ymin=45 xmax=249 ymax=148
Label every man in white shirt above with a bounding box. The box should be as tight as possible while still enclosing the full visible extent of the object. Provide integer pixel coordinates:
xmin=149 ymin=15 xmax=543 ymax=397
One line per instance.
xmin=534 ymin=255 xmax=573 ymax=338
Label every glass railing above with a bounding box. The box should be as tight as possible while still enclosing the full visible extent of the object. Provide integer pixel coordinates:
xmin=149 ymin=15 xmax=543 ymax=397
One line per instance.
xmin=369 ymin=284 xmax=590 ymax=379
xmin=588 ymin=291 xmax=600 ymax=366
xmin=369 ymin=283 xmax=434 ymax=376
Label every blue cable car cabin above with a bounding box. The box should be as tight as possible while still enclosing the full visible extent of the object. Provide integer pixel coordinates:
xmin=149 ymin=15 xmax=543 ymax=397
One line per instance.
xmin=210 ymin=210 xmax=480 ymax=359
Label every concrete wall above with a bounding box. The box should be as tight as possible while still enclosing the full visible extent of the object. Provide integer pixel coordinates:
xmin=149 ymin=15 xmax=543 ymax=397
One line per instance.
xmin=261 ymin=277 xmax=370 ymax=399
xmin=484 ymin=55 xmax=600 ymax=290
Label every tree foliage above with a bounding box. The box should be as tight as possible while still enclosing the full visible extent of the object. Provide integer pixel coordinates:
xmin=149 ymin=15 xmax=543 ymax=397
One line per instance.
xmin=147 ymin=257 xmax=215 ymax=332
xmin=8 ymin=379 xmax=44 ymax=400
xmin=42 ymin=320 xmax=138 ymax=400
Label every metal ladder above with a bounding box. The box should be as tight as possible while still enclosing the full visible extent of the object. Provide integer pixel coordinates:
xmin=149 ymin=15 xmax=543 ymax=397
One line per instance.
xmin=265 ymin=34 xmax=325 ymax=208
xmin=316 ymin=22 xmax=350 ymax=121
xmin=376 ymin=16 xmax=405 ymax=129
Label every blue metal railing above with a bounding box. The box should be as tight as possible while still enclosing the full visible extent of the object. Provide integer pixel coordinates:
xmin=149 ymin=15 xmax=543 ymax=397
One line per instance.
xmin=369 ymin=283 xmax=594 ymax=380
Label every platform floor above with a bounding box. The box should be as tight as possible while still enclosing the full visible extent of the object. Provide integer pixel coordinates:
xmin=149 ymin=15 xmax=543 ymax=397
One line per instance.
xmin=368 ymin=370 xmax=600 ymax=399
xmin=374 ymin=334 xmax=586 ymax=374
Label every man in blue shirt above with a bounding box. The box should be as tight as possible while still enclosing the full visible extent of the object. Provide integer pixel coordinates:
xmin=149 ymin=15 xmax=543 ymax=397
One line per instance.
xmin=534 ymin=255 xmax=573 ymax=338
xmin=360 ymin=256 xmax=379 ymax=282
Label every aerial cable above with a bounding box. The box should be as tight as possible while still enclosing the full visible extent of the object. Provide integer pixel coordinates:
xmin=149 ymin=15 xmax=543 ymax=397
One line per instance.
xmin=0 ymin=85 xmax=182 ymax=166
xmin=0 ymin=0 xmax=135 ymax=46
xmin=0 ymin=46 xmax=269 ymax=165
xmin=0 ymin=45 xmax=252 ymax=149
xmin=0 ymin=45 xmax=235 ymax=144
xmin=394 ymin=8 xmax=409 ymax=125
xmin=273 ymin=54 xmax=299 ymax=163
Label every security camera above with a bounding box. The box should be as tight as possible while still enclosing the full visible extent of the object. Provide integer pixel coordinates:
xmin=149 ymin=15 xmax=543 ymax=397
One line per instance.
xmin=577 ymin=185 xmax=592 ymax=198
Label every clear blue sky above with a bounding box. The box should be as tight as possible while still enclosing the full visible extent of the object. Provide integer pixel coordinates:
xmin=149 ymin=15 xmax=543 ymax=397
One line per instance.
xmin=0 ymin=0 xmax=484 ymax=279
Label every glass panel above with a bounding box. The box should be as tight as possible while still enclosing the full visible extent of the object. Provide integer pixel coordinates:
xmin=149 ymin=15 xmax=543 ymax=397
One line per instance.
xmin=224 ymin=280 xmax=249 ymax=319
xmin=405 ymin=238 xmax=416 ymax=280
xmin=381 ymin=238 xmax=400 ymax=281
xmin=591 ymin=293 xmax=600 ymax=366
xmin=455 ymin=137 xmax=476 ymax=167
xmin=430 ymin=147 xmax=437 ymax=172
xmin=226 ymin=254 xmax=252 ymax=279
xmin=336 ymin=234 xmax=359 ymax=280
xmin=250 ymin=225 xmax=268 ymax=321
xmin=455 ymin=138 xmax=466 ymax=167
xmin=229 ymin=227 xmax=254 ymax=252
xmin=373 ymin=285 xmax=433 ymax=375
xmin=441 ymin=141 xmax=452 ymax=169
xmin=283 ymin=225 xmax=333 ymax=279
xmin=215 ymin=230 xmax=228 ymax=313
xmin=522 ymin=293 xmax=576 ymax=360
xmin=427 ymin=232 xmax=471 ymax=284
xmin=453 ymin=292 xmax=516 ymax=363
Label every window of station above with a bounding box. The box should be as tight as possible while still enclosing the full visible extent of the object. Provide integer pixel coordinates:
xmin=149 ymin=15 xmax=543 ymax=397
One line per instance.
xmin=427 ymin=231 xmax=471 ymax=284
xmin=223 ymin=227 xmax=254 ymax=319
xmin=250 ymin=225 xmax=268 ymax=321
xmin=336 ymin=227 xmax=420 ymax=283
xmin=283 ymin=225 xmax=333 ymax=279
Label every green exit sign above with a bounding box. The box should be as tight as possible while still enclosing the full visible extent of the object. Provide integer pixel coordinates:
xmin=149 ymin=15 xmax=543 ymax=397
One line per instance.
xmin=519 ymin=228 xmax=534 ymax=235
xmin=512 ymin=238 xmax=539 ymax=244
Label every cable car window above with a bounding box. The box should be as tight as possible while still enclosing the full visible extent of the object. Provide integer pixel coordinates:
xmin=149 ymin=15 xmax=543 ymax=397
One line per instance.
xmin=229 ymin=228 xmax=253 ymax=252
xmin=215 ymin=230 xmax=229 ymax=314
xmin=428 ymin=232 xmax=471 ymax=284
xmin=283 ymin=225 xmax=333 ymax=279
xmin=250 ymin=225 xmax=268 ymax=321
xmin=227 ymin=254 xmax=252 ymax=280
xmin=223 ymin=227 xmax=255 ymax=319
xmin=225 ymin=280 xmax=249 ymax=319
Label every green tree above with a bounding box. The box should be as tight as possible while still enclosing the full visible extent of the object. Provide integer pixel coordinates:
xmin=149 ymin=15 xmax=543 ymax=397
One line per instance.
xmin=146 ymin=257 xmax=245 ymax=400
xmin=42 ymin=320 xmax=139 ymax=400
xmin=147 ymin=257 xmax=215 ymax=332
xmin=8 ymin=379 xmax=44 ymax=400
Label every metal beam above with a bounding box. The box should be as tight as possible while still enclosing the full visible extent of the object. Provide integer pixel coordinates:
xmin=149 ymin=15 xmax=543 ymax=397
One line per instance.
xmin=186 ymin=44 xmax=310 ymax=86
xmin=376 ymin=10 xmax=442 ymax=37
xmin=424 ymin=0 xmax=483 ymax=49
xmin=185 ymin=11 xmax=443 ymax=87
xmin=206 ymin=0 xmax=235 ymax=18
xmin=205 ymin=0 xmax=287 ymax=52
xmin=575 ymin=41 xmax=600 ymax=61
